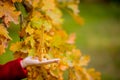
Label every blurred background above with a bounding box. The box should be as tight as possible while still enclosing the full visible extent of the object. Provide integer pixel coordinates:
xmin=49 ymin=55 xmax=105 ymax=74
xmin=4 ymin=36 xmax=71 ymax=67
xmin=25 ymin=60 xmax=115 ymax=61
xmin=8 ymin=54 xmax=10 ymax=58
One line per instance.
xmin=0 ymin=0 xmax=120 ymax=80
xmin=63 ymin=0 xmax=120 ymax=80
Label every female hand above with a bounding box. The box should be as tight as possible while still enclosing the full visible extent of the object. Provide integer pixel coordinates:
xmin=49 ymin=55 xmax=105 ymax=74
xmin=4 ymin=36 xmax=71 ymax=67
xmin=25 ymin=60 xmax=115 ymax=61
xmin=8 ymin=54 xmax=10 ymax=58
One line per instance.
xmin=20 ymin=56 xmax=60 ymax=68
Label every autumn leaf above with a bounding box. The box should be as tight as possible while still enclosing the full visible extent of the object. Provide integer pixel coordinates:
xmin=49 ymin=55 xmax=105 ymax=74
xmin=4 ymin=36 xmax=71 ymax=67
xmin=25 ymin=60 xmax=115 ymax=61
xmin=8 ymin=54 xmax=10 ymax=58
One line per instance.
xmin=79 ymin=56 xmax=90 ymax=66
xmin=0 ymin=24 xmax=11 ymax=55
xmin=0 ymin=45 xmax=5 ymax=55
xmin=28 ymin=48 xmax=35 ymax=56
xmin=44 ymin=33 xmax=52 ymax=41
xmin=25 ymin=36 xmax=35 ymax=48
xmin=69 ymin=11 xmax=84 ymax=25
xmin=59 ymin=62 xmax=68 ymax=71
xmin=0 ymin=2 xmax=21 ymax=26
xmin=41 ymin=0 xmax=56 ymax=11
xmin=25 ymin=23 xmax=34 ymax=35
xmin=66 ymin=33 xmax=76 ymax=44
xmin=49 ymin=68 xmax=59 ymax=79
xmin=87 ymin=68 xmax=101 ymax=80
xmin=46 ymin=8 xmax=63 ymax=25
xmin=51 ymin=34 xmax=63 ymax=48
xmin=67 ymin=3 xmax=79 ymax=15
xmin=12 ymin=0 xmax=22 ymax=3
xmin=43 ymin=20 xmax=52 ymax=32
xmin=0 ymin=24 xmax=12 ymax=40
xmin=74 ymin=67 xmax=91 ymax=80
xmin=10 ymin=42 xmax=23 ymax=52
xmin=72 ymin=14 xmax=84 ymax=25
xmin=30 ymin=16 xmax=43 ymax=29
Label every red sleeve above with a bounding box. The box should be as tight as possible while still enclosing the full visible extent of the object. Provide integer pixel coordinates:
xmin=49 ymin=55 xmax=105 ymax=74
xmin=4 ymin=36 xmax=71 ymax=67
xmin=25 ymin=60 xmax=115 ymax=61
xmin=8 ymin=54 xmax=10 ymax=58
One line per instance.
xmin=0 ymin=58 xmax=27 ymax=80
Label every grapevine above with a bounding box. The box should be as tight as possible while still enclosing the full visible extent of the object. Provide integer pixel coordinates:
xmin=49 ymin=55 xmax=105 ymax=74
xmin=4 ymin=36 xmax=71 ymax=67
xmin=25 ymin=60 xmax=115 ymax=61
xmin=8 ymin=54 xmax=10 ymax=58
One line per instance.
xmin=0 ymin=0 xmax=101 ymax=80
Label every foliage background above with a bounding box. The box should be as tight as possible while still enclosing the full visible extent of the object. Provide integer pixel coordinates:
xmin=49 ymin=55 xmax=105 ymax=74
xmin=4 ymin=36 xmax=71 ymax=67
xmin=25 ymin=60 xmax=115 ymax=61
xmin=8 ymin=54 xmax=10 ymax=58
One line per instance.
xmin=0 ymin=0 xmax=120 ymax=80
xmin=63 ymin=1 xmax=120 ymax=80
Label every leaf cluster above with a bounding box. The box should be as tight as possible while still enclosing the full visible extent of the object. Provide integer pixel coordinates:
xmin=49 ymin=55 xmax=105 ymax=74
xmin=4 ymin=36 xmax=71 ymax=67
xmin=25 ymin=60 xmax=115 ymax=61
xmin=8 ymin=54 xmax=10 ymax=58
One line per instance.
xmin=0 ymin=0 xmax=101 ymax=80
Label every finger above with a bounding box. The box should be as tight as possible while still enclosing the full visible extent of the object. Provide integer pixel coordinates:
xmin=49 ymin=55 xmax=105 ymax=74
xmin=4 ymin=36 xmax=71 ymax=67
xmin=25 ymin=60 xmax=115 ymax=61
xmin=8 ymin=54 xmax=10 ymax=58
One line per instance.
xmin=38 ymin=58 xmax=60 ymax=65
xmin=33 ymin=57 xmax=39 ymax=60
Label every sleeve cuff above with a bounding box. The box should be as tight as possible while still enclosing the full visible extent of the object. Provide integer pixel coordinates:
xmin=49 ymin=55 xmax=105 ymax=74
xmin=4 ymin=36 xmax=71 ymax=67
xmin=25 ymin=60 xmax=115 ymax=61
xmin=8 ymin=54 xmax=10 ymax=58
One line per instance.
xmin=15 ymin=58 xmax=27 ymax=78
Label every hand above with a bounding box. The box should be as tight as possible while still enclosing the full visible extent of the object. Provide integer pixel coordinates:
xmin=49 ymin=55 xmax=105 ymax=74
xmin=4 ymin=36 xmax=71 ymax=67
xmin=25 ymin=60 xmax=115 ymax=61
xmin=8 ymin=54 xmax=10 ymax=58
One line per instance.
xmin=20 ymin=56 xmax=60 ymax=68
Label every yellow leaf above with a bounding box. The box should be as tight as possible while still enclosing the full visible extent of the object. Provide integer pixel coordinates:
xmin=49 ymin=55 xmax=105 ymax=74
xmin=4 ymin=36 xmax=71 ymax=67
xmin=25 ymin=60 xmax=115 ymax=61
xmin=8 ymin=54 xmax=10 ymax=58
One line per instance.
xmin=30 ymin=16 xmax=43 ymax=29
xmin=0 ymin=2 xmax=21 ymax=26
xmin=87 ymin=68 xmax=101 ymax=80
xmin=25 ymin=23 xmax=34 ymax=35
xmin=25 ymin=36 xmax=35 ymax=48
xmin=51 ymin=35 xmax=63 ymax=48
xmin=66 ymin=33 xmax=76 ymax=44
xmin=28 ymin=48 xmax=35 ymax=56
xmin=67 ymin=3 xmax=79 ymax=15
xmin=43 ymin=20 xmax=52 ymax=32
xmin=44 ymin=33 xmax=52 ymax=41
xmin=10 ymin=42 xmax=23 ymax=52
xmin=70 ymin=12 xmax=84 ymax=25
xmin=74 ymin=67 xmax=91 ymax=80
xmin=12 ymin=0 xmax=22 ymax=3
xmin=0 ymin=45 xmax=5 ymax=55
xmin=46 ymin=8 xmax=63 ymax=25
xmin=79 ymin=56 xmax=90 ymax=66
xmin=41 ymin=0 xmax=56 ymax=11
xmin=0 ymin=24 xmax=12 ymax=40
xmin=59 ymin=63 xmax=68 ymax=71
